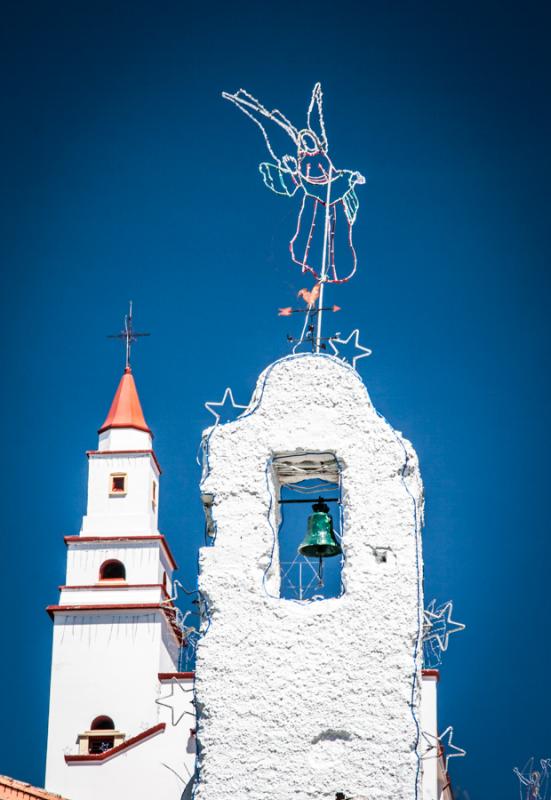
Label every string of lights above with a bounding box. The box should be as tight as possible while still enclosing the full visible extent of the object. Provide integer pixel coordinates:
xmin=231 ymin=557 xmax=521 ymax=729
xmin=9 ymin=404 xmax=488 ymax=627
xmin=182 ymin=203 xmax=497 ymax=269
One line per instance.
xmin=514 ymin=758 xmax=551 ymax=800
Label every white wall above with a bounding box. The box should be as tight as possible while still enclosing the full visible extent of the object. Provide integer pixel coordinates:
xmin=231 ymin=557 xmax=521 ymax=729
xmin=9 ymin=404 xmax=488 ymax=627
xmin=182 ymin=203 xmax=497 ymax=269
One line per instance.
xmin=45 ymin=612 xmax=187 ymax=800
xmin=420 ymin=672 xmax=439 ymax=800
xmin=195 ymin=354 xmax=425 ymax=800
xmin=82 ymin=453 xmax=159 ymax=535
xmin=54 ymin=721 xmax=195 ymax=800
xmin=65 ymin=541 xmax=173 ymax=586
xmin=98 ymin=427 xmax=152 ymax=451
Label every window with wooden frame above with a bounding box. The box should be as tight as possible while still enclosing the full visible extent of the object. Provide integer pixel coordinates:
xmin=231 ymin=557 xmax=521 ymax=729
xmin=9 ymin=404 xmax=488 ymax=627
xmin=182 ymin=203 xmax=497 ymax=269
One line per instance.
xmin=109 ymin=473 xmax=127 ymax=495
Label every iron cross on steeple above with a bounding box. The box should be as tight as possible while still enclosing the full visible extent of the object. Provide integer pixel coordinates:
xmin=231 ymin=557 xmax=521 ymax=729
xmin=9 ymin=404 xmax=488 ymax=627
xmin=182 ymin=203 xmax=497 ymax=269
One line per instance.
xmin=108 ymin=301 xmax=150 ymax=369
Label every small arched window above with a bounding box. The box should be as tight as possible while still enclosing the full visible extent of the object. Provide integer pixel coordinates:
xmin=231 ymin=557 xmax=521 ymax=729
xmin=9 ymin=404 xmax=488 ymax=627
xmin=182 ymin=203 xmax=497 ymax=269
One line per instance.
xmin=99 ymin=559 xmax=126 ymax=581
xmin=90 ymin=715 xmax=115 ymax=731
xmin=87 ymin=716 xmax=116 ymax=754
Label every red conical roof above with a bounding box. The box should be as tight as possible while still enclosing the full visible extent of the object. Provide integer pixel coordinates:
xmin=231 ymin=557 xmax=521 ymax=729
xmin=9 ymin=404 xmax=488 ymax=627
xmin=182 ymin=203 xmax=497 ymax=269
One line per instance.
xmin=98 ymin=367 xmax=152 ymax=435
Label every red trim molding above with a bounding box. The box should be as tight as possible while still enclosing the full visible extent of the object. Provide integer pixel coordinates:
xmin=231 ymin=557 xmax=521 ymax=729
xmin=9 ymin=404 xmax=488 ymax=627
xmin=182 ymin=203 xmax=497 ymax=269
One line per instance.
xmin=65 ymin=723 xmax=165 ymax=763
xmin=86 ymin=449 xmax=162 ymax=474
xmin=158 ymin=671 xmax=195 ymax=681
xmin=47 ymin=603 xmax=184 ymax=645
xmin=421 ymin=669 xmax=441 ymax=682
xmin=63 ymin=535 xmax=178 ymax=570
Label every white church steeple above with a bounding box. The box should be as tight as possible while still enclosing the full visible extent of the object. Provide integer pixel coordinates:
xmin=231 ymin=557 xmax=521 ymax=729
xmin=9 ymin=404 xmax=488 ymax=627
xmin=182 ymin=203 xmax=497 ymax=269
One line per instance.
xmin=81 ymin=366 xmax=160 ymax=536
xmin=45 ymin=339 xmax=196 ymax=800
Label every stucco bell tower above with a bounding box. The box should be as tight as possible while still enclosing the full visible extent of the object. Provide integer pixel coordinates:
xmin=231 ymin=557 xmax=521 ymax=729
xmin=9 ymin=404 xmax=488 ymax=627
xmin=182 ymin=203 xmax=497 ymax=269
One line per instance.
xmin=194 ymin=353 xmax=426 ymax=800
xmin=45 ymin=365 xmax=195 ymax=800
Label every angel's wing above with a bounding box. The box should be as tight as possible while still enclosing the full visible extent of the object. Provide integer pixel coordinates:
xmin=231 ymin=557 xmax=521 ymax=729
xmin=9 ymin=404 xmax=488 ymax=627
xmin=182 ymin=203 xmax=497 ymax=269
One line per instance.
xmin=307 ymin=82 xmax=328 ymax=153
xmin=222 ymin=88 xmax=299 ymax=165
xmin=342 ymin=184 xmax=360 ymax=225
xmin=259 ymin=163 xmax=299 ymax=197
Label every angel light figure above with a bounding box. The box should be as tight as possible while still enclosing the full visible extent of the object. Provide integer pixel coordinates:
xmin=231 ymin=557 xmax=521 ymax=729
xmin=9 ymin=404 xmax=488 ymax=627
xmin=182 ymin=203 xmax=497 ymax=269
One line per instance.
xmin=514 ymin=759 xmax=551 ymax=800
xmin=222 ymin=83 xmax=365 ymax=284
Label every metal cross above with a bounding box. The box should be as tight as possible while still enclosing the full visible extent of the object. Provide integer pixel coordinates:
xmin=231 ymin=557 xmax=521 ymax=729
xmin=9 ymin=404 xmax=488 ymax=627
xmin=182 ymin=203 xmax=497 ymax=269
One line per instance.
xmin=108 ymin=301 xmax=150 ymax=369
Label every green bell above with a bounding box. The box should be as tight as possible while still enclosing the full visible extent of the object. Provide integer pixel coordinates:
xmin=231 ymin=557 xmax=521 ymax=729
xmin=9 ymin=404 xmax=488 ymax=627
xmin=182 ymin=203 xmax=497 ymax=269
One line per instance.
xmin=298 ymin=499 xmax=342 ymax=558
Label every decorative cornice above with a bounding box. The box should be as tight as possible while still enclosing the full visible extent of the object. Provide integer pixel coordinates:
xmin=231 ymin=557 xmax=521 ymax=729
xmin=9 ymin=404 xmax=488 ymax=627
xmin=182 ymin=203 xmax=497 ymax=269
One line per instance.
xmin=63 ymin=535 xmax=178 ymax=570
xmin=86 ymin=448 xmax=162 ymax=474
xmin=158 ymin=671 xmax=195 ymax=681
xmin=47 ymin=603 xmax=184 ymax=645
xmin=421 ymin=669 xmax=440 ymax=682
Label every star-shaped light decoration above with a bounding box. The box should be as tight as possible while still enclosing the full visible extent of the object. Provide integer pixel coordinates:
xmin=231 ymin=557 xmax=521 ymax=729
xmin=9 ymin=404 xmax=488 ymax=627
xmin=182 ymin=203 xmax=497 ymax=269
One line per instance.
xmin=328 ymin=329 xmax=372 ymax=369
xmin=424 ymin=599 xmax=466 ymax=652
xmin=205 ymin=387 xmax=247 ymax=424
xmin=156 ymin=680 xmax=195 ymax=727
xmin=421 ymin=726 xmax=466 ymax=773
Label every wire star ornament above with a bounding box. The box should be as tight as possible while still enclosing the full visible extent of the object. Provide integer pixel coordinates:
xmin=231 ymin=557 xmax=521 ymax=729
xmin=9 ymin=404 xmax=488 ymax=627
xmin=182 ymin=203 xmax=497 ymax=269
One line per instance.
xmin=328 ymin=329 xmax=372 ymax=369
xmin=514 ymin=758 xmax=551 ymax=800
xmin=421 ymin=726 xmax=467 ymax=773
xmin=423 ymin=599 xmax=465 ymax=668
xmin=156 ymin=680 xmax=195 ymax=727
xmin=205 ymin=388 xmax=247 ymax=424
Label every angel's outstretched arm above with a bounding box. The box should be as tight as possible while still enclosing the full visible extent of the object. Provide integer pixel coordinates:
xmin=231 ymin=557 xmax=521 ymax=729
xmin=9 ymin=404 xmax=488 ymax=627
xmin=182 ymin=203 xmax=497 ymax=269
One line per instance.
xmin=222 ymin=88 xmax=299 ymax=166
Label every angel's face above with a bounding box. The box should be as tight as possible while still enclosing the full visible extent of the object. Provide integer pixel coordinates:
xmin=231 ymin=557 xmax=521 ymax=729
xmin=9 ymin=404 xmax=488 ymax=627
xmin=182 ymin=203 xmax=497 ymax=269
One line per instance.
xmin=297 ymin=129 xmax=332 ymax=184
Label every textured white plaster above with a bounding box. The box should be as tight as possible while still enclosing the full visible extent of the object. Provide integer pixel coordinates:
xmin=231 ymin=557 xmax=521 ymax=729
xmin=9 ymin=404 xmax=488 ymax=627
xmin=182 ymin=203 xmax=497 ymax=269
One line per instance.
xmin=195 ymin=353 xmax=425 ymax=800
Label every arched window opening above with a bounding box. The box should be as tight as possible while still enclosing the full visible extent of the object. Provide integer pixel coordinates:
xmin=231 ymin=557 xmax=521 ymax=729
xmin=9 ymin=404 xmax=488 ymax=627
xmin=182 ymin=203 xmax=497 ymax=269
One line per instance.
xmin=88 ymin=716 xmax=116 ymax=755
xmin=272 ymin=453 xmax=343 ymax=601
xmin=99 ymin=559 xmax=126 ymax=581
xmin=91 ymin=715 xmax=115 ymax=730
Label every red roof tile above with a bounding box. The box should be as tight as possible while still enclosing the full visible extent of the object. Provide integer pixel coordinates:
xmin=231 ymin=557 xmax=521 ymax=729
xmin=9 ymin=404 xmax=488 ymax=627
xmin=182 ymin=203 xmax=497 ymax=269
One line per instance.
xmin=0 ymin=775 xmax=69 ymax=800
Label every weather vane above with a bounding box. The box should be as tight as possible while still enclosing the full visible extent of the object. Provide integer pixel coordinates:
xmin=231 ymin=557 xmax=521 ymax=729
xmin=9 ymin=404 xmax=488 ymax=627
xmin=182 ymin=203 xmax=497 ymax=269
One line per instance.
xmin=108 ymin=301 xmax=150 ymax=369
xmin=222 ymin=83 xmax=366 ymax=353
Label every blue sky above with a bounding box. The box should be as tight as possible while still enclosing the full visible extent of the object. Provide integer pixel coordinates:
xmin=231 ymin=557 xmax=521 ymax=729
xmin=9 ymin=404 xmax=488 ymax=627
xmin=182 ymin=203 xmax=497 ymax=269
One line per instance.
xmin=1 ymin=2 xmax=550 ymax=797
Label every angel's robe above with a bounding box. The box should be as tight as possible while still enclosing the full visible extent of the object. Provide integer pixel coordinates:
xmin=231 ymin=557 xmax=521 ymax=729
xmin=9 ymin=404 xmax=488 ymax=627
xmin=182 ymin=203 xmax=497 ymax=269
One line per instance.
xmin=259 ymin=160 xmax=362 ymax=282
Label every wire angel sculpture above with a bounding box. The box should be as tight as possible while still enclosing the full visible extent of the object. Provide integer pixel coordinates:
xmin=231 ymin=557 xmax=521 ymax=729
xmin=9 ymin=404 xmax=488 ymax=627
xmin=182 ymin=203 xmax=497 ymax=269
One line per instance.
xmin=222 ymin=83 xmax=365 ymax=284
xmin=514 ymin=759 xmax=551 ymax=800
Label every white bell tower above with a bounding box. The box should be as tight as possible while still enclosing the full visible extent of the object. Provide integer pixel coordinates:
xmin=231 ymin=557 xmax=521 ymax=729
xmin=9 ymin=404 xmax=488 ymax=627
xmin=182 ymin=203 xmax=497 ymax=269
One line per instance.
xmin=195 ymin=353 xmax=428 ymax=800
xmin=45 ymin=363 xmax=196 ymax=800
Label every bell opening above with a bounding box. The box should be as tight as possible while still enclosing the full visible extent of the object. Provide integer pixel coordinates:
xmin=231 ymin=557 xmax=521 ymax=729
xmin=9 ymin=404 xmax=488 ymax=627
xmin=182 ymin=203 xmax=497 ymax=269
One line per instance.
xmin=272 ymin=453 xmax=344 ymax=602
